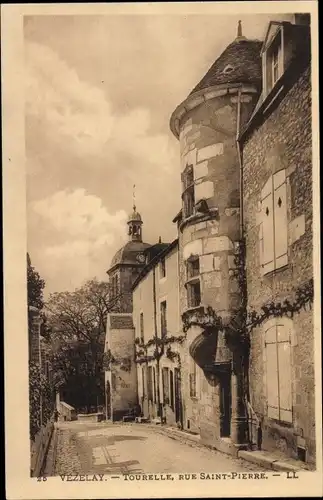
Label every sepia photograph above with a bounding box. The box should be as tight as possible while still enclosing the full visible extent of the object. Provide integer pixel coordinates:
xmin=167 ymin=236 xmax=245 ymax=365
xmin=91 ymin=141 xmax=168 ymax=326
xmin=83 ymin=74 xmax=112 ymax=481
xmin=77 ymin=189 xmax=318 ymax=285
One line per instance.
xmin=2 ymin=2 xmax=321 ymax=499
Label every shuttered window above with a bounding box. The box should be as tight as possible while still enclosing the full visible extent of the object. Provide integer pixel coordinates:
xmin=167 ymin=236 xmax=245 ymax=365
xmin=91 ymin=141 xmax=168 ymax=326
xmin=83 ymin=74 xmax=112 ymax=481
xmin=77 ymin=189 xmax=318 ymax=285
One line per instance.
xmin=147 ymin=366 xmax=153 ymax=401
xmin=260 ymin=170 xmax=288 ymax=274
xmin=265 ymin=319 xmax=293 ymax=423
xmin=162 ymin=367 xmax=170 ymax=404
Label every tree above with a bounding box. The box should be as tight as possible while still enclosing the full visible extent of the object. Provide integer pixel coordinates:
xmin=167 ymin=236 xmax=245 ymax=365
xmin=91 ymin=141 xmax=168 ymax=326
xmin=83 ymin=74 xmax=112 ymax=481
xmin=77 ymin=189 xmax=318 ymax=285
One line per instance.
xmin=27 ymin=253 xmax=45 ymax=311
xmin=27 ymin=254 xmax=53 ymax=440
xmin=45 ymin=278 xmax=119 ymax=412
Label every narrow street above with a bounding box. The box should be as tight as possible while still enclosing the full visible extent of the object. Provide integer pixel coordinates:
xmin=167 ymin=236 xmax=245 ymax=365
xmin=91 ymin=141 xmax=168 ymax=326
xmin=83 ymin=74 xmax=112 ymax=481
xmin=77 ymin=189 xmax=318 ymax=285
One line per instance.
xmin=48 ymin=421 xmax=266 ymax=476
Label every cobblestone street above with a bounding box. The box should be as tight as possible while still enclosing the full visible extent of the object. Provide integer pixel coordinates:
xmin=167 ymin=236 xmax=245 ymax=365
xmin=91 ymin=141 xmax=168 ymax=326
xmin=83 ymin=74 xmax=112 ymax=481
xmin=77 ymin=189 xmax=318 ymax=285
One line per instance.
xmin=50 ymin=421 xmax=266 ymax=476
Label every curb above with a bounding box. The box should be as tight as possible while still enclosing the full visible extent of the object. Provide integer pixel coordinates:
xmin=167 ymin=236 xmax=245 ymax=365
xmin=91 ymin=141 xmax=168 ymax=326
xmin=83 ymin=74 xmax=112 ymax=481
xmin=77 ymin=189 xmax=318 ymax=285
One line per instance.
xmin=237 ymin=450 xmax=302 ymax=472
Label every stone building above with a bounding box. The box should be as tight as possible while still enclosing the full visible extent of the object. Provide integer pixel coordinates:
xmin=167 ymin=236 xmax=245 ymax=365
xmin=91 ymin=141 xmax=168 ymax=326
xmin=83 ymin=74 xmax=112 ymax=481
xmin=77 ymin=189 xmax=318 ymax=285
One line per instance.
xmin=103 ymin=14 xmax=315 ymax=466
xmin=132 ymin=239 xmax=182 ymax=425
xmin=239 ymin=16 xmax=314 ymax=464
xmin=168 ymin=14 xmax=314 ymax=464
xmin=104 ymin=205 xmax=168 ymax=420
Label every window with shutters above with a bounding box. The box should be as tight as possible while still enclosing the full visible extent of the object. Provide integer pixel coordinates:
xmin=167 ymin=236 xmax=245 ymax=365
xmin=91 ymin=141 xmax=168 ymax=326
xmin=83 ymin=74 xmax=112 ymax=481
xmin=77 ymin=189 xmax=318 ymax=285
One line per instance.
xmin=169 ymin=370 xmax=174 ymax=410
xmin=162 ymin=367 xmax=170 ymax=404
xmin=142 ymin=366 xmax=146 ymax=399
xmin=182 ymin=165 xmax=195 ymax=218
xmin=147 ymin=366 xmax=153 ymax=401
xmin=260 ymin=169 xmax=288 ymax=275
xmin=153 ymin=367 xmax=157 ymax=404
xmin=264 ymin=318 xmax=293 ymax=423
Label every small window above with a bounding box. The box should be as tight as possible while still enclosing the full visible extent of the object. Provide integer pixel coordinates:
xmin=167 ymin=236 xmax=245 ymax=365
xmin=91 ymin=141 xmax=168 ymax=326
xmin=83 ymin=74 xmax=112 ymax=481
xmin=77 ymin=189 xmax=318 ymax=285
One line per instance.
xmin=187 ymin=281 xmax=201 ymax=308
xmin=160 ymin=300 xmax=167 ymax=338
xmin=223 ymin=64 xmax=234 ymax=74
xmin=264 ymin=28 xmax=283 ymax=94
xmin=187 ymin=256 xmax=200 ymax=279
xmin=182 ymin=165 xmax=195 ymax=218
xmin=271 ymin=42 xmax=281 ymax=86
xmin=160 ymin=258 xmax=166 ymax=279
xmin=140 ymin=312 xmax=144 ymax=341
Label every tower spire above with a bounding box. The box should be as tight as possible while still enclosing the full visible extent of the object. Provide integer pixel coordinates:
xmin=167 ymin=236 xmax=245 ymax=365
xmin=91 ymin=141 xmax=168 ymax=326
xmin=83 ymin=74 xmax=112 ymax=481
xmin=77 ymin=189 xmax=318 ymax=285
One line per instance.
xmin=133 ymin=184 xmax=136 ymax=212
xmin=237 ymin=20 xmax=242 ymax=38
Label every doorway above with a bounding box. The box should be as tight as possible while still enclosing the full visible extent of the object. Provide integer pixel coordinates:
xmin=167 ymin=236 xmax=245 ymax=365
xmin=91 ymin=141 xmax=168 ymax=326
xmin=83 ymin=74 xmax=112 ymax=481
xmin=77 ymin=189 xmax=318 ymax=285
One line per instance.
xmin=174 ymin=368 xmax=182 ymax=426
xmin=220 ymin=371 xmax=231 ymax=437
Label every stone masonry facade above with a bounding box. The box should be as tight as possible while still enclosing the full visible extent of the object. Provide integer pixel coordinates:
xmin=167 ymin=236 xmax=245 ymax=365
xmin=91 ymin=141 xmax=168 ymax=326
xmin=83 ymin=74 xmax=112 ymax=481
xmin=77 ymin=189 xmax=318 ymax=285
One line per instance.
xmin=103 ymin=15 xmax=315 ymax=467
xmin=242 ymin=64 xmax=314 ymax=464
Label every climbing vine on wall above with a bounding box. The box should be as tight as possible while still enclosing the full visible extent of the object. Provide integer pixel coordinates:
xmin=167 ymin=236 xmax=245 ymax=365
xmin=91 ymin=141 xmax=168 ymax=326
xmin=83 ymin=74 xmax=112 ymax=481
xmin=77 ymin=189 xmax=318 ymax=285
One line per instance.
xmin=246 ymin=278 xmax=314 ymax=332
xmin=182 ymin=305 xmax=225 ymax=334
xmin=134 ymin=334 xmax=185 ymax=364
xmin=103 ymin=349 xmax=132 ymax=372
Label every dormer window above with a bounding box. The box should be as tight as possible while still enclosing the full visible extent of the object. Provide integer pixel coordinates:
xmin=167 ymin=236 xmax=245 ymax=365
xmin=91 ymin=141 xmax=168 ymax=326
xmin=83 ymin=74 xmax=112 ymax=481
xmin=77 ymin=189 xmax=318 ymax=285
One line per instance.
xmin=268 ymin=32 xmax=283 ymax=88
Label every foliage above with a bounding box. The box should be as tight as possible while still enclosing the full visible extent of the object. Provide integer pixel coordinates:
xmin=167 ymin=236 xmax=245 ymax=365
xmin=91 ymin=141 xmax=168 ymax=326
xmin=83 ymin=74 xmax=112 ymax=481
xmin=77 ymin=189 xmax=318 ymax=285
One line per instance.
xmin=29 ymin=361 xmax=53 ymax=441
xmin=103 ymin=349 xmax=133 ymax=372
xmin=45 ymin=279 xmax=118 ymax=411
xmin=182 ymin=305 xmax=224 ymax=334
xmin=134 ymin=334 xmax=185 ymax=365
xmin=246 ymin=278 xmax=314 ymax=332
xmin=27 ymin=254 xmax=45 ymax=311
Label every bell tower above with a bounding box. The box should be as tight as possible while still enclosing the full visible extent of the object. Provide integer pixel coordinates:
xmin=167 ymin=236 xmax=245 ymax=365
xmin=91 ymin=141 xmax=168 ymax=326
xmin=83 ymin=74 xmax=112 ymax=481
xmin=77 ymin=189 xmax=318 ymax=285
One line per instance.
xmin=127 ymin=185 xmax=143 ymax=242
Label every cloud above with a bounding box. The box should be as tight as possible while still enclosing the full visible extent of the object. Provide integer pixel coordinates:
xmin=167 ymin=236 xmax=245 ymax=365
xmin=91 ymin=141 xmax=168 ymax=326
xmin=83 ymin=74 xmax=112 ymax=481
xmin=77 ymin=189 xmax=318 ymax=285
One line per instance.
xmin=25 ymin=40 xmax=177 ymax=170
xmin=32 ymin=188 xmax=127 ymax=239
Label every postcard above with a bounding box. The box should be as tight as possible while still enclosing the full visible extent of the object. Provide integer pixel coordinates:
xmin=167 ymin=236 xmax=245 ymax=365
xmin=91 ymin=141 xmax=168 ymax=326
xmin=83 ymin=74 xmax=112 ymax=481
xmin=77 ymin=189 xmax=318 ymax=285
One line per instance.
xmin=2 ymin=1 xmax=321 ymax=498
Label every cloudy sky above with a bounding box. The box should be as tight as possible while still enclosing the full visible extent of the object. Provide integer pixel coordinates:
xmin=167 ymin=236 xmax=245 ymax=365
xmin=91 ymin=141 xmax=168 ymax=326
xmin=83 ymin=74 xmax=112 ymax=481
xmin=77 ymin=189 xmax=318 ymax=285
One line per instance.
xmin=25 ymin=12 xmax=285 ymax=296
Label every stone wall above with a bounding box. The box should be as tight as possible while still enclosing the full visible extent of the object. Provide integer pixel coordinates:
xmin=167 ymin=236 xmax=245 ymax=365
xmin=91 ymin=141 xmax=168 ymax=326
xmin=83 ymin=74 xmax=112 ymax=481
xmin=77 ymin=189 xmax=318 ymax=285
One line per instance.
xmin=105 ymin=313 xmax=138 ymax=420
xmin=242 ymin=65 xmax=314 ymax=464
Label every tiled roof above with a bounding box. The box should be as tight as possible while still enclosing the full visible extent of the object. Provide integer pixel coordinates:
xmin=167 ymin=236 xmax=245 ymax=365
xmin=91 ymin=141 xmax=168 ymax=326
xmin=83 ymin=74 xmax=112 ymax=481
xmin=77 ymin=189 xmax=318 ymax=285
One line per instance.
xmin=109 ymin=241 xmax=151 ymax=270
xmin=189 ymin=38 xmax=263 ymax=96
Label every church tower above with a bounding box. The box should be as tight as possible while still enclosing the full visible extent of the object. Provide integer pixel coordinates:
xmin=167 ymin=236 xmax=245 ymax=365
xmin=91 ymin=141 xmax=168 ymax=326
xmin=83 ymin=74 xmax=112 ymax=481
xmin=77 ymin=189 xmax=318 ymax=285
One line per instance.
xmin=104 ymin=197 xmax=151 ymax=421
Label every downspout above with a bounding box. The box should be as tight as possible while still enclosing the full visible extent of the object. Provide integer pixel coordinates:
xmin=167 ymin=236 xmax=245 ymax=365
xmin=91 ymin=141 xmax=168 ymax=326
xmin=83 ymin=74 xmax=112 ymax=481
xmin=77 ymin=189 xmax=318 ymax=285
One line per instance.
xmin=153 ymin=267 xmax=162 ymax=420
xmin=234 ymin=87 xmax=249 ymax=444
xmin=236 ymin=88 xmax=252 ymax=445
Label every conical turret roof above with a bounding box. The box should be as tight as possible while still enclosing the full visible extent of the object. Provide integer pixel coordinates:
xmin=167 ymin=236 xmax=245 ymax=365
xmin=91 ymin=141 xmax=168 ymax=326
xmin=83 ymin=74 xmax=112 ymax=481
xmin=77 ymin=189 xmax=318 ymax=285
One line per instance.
xmin=189 ymin=36 xmax=263 ymax=96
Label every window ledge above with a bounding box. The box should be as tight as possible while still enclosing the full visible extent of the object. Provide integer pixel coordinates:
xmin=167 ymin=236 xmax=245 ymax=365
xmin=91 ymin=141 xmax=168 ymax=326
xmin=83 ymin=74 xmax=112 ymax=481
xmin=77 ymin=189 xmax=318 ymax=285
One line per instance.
xmin=185 ymin=276 xmax=200 ymax=286
xmin=261 ymin=263 xmax=289 ymax=278
xmin=179 ymin=208 xmax=219 ymax=233
xmin=183 ymin=304 xmax=204 ymax=315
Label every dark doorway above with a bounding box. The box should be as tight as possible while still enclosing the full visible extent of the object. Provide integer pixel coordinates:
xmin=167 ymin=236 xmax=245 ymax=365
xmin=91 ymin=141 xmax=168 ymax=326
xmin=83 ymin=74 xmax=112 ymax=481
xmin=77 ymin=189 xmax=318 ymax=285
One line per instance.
xmin=220 ymin=371 xmax=231 ymax=437
xmin=174 ymin=368 xmax=182 ymax=426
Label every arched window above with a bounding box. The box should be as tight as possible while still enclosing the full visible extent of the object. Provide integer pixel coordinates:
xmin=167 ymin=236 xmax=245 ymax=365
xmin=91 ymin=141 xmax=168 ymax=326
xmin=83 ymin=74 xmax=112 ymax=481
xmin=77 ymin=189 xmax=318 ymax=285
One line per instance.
xmin=264 ymin=317 xmax=294 ymax=423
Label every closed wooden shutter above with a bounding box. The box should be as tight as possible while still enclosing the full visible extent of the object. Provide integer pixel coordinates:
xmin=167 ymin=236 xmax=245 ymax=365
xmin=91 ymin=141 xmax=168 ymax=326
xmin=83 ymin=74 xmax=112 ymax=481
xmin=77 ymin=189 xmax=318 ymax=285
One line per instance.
xmin=277 ymin=322 xmax=292 ymax=423
xmin=261 ymin=177 xmax=275 ymax=274
xmin=265 ymin=320 xmax=293 ymax=423
xmin=273 ymin=171 xmax=288 ymax=269
xmin=265 ymin=343 xmax=279 ymax=419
